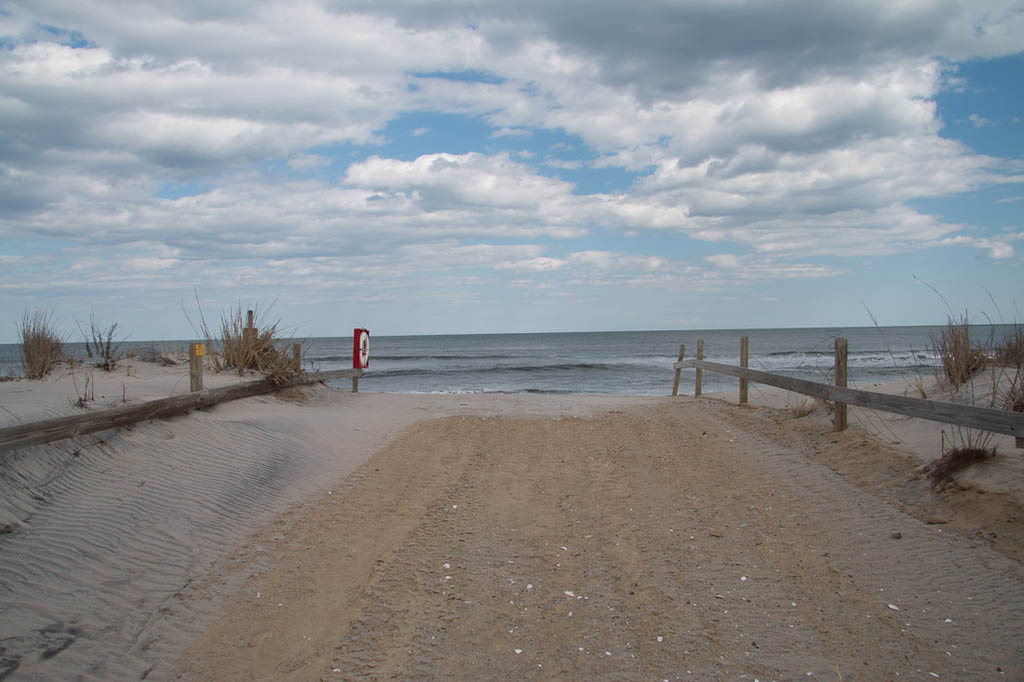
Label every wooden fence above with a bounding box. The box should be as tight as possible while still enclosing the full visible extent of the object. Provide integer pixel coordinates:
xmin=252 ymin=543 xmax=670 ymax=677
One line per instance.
xmin=0 ymin=315 xmax=365 ymax=453
xmin=0 ymin=368 xmax=364 ymax=452
xmin=672 ymin=336 xmax=1024 ymax=447
xmin=2 ymin=312 xmax=363 ymax=452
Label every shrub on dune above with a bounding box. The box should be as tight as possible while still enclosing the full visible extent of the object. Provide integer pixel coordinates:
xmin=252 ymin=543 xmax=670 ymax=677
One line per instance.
xmin=19 ymin=309 xmax=64 ymax=380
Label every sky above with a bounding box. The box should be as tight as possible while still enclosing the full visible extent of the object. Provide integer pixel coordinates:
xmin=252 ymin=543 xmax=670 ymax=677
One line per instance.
xmin=1 ymin=0 xmax=1022 ymax=342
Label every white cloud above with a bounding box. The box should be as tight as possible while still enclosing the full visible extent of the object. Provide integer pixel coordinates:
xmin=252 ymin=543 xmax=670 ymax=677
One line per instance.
xmin=499 ymin=250 xmax=669 ymax=278
xmin=706 ymin=254 xmax=740 ymax=269
xmin=629 ymin=134 xmax=1013 ymax=256
xmin=937 ymin=233 xmax=1023 ymax=259
xmin=544 ymin=158 xmax=583 ymax=170
xmin=124 ymin=256 xmax=178 ymax=271
xmin=567 ymin=251 xmax=665 ymax=271
xmin=497 ymin=257 xmax=568 ymax=272
xmin=288 ymin=153 xmax=330 ymax=170
xmin=968 ymin=113 xmax=996 ymax=127
xmin=490 ymin=127 xmax=530 ymax=138
xmin=990 ymin=243 xmax=1016 ymax=259
xmin=344 ymin=152 xmax=572 ymax=209
xmin=1 ymin=0 xmax=1021 ymax=335
xmin=339 ymin=151 xmax=706 ymax=239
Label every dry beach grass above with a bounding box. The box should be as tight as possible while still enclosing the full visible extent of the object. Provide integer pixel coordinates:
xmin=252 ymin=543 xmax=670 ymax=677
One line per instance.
xmin=193 ymin=301 xmax=302 ymax=386
xmin=17 ymin=308 xmax=64 ymax=380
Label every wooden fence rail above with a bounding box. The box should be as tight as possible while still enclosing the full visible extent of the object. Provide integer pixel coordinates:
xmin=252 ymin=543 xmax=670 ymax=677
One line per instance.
xmin=673 ymin=351 xmax=1024 ymax=442
xmin=0 ymin=368 xmax=363 ymax=452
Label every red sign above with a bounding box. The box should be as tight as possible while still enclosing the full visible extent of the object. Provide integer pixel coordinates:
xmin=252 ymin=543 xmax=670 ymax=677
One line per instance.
xmin=353 ymin=328 xmax=370 ymax=369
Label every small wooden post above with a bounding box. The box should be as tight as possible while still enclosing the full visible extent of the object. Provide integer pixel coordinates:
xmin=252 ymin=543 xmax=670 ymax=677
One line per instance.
xmin=671 ymin=344 xmax=686 ymax=397
xmin=292 ymin=343 xmax=302 ymax=371
xmin=1016 ymin=436 xmax=1023 ymax=449
xmin=694 ymin=339 xmax=704 ymax=398
xmin=739 ymin=336 xmax=749 ymax=405
xmin=189 ymin=343 xmax=204 ymax=392
xmin=243 ymin=309 xmax=256 ymax=346
xmin=352 ymin=374 xmax=359 ymax=393
xmin=834 ymin=337 xmax=848 ymax=431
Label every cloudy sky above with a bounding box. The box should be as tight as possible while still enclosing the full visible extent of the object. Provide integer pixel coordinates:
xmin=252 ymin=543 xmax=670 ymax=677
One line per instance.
xmin=1 ymin=1 xmax=1022 ymax=341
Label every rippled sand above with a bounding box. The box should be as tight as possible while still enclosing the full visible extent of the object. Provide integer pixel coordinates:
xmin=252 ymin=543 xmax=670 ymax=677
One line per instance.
xmin=2 ymin=361 xmax=1022 ymax=680
xmin=0 ymin=362 xmax=654 ymax=680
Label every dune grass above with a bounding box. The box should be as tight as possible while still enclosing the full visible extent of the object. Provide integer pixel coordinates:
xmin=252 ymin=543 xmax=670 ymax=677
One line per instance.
xmin=931 ymin=312 xmax=988 ymax=392
xmin=129 ymin=344 xmax=180 ymax=367
xmin=996 ymin=325 xmax=1024 ymax=367
xmin=19 ymin=309 xmax=65 ymax=380
xmin=995 ymin=326 xmax=1024 ymax=408
xmin=791 ymin=398 xmax=824 ymax=418
xmin=79 ymin=313 xmax=126 ymax=371
xmin=192 ymin=301 xmax=301 ymax=386
xmin=924 ymin=313 xmax=1023 ymax=485
xmin=925 ymin=428 xmax=995 ymax=485
xmin=219 ymin=304 xmax=282 ymax=373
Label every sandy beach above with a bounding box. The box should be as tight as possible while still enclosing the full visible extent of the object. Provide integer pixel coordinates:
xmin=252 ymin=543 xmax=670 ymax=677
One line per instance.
xmin=2 ymin=361 xmax=1022 ymax=680
xmin=5 ymin=1 xmax=1022 ymax=679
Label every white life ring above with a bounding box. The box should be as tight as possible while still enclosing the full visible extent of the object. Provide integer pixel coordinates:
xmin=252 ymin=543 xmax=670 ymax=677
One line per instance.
xmin=357 ymin=330 xmax=370 ymax=368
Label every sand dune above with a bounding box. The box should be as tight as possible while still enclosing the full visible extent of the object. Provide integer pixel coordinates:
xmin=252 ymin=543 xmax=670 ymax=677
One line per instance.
xmin=707 ymin=369 xmax=1024 ymax=499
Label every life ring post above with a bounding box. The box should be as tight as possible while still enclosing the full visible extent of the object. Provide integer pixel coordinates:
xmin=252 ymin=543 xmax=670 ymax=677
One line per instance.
xmin=352 ymin=328 xmax=370 ymax=392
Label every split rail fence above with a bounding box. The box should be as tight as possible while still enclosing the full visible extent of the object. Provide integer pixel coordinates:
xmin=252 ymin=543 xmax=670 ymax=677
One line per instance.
xmin=0 ymin=367 xmax=363 ymax=452
xmin=672 ymin=336 xmax=1024 ymax=448
xmin=0 ymin=310 xmax=365 ymax=452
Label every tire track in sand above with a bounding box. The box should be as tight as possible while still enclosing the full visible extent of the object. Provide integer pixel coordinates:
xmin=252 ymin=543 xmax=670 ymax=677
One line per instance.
xmin=178 ymin=400 xmax=1024 ymax=680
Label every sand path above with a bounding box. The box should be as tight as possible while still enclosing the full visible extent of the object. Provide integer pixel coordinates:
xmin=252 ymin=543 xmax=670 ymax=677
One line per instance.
xmin=176 ymin=399 xmax=1023 ymax=681
xmin=0 ymin=381 xmax=657 ymax=681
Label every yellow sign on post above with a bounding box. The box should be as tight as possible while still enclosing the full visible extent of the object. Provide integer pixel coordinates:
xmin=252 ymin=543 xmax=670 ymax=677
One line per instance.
xmin=189 ymin=343 xmax=204 ymax=392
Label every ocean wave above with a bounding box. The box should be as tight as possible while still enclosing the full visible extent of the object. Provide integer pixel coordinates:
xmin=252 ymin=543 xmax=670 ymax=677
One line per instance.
xmin=765 ymin=350 xmax=935 ymax=360
xmin=311 ymin=353 xmax=517 ymax=362
xmin=367 ymin=362 xmax=640 ymax=378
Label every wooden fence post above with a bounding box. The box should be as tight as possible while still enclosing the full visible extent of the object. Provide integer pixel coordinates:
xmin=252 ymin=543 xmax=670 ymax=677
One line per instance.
xmin=352 ymin=374 xmax=359 ymax=393
xmin=243 ymin=309 xmax=256 ymax=346
xmin=189 ymin=343 xmax=204 ymax=392
xmin=292 ymin=343 xmax=302 ymax=371
xmin=739 ymin=336 xmax=749 ymax=405
xmin=666 ymin=354 xmax=1024 ymax=438
xmin=834 ymin=337 xmax=848 ymax=431
xmin=0 ymin=368 xmax=367 ymax=451
xmin=694 ymin=339 xmax=704 ymax=398
xmin=671 ymin=344 xmax=685 ymax=397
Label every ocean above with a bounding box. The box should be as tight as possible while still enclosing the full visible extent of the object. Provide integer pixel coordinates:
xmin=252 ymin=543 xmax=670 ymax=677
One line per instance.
xmin=308 ymin=326 xmax=946 ymax=395
xmin=5 ymin=325 xmax=992 ymax=395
